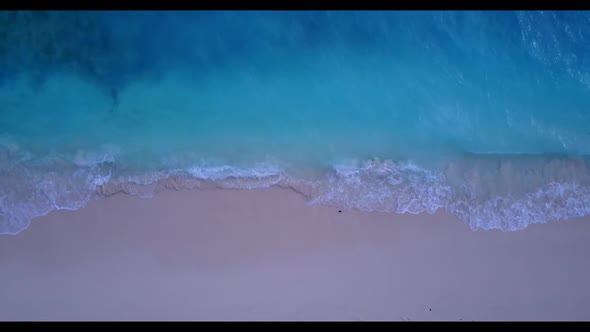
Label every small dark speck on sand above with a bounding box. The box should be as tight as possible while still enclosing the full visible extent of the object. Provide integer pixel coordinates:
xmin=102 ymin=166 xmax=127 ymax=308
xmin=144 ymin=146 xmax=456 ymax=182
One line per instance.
xmin=429 ymin=308 xmax=432 ymax=311
xmin=338 ymin=210 xmax=342 ymax=213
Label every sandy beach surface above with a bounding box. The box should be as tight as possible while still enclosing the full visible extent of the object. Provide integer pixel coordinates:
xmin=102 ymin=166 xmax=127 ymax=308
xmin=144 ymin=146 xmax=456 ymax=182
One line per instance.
xmin=1 ymin=187 xmax=590 ymax=321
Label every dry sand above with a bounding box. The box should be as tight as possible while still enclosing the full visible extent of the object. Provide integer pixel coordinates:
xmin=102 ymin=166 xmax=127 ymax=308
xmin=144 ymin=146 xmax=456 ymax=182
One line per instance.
xmin=1 ymin=187 xmax=590 ymax=321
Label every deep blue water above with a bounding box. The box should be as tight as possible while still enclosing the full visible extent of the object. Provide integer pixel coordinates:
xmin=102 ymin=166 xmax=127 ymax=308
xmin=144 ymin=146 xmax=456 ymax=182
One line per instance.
xmin=2 ymin=10 xmax=590 ymax=234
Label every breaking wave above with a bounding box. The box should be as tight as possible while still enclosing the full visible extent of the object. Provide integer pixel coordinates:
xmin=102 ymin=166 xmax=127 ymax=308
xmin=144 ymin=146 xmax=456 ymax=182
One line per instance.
xmin=2 ymin=141 xmax=590 ymax=234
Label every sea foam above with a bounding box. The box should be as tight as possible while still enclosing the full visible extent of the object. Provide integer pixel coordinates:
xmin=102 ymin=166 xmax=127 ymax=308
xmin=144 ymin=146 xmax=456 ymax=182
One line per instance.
xmin=2 ymin=141 xmax=590 ymax=234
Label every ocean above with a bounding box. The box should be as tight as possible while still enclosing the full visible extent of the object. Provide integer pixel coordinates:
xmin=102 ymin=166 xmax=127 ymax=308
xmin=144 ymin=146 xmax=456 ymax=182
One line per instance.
xmin=1 ymin=10 xmax=590 ymax=234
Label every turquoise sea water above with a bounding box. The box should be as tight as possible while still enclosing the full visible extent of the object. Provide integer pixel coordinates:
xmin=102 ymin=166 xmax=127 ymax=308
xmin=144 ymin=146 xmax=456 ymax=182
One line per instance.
xmin=2 ymin=11 xmax=590 ymax=234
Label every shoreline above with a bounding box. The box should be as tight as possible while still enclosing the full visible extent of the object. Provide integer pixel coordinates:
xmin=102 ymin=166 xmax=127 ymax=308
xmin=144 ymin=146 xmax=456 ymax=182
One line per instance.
xmin=3 ymin=154 xmax=590 ymax=235
xmin=1 ymin=187 xmax=590 ymax=320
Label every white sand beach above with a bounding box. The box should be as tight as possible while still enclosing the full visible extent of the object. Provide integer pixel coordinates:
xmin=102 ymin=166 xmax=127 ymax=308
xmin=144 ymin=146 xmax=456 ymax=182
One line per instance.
xmin=1 ymin=187 xmax=590 ymax=321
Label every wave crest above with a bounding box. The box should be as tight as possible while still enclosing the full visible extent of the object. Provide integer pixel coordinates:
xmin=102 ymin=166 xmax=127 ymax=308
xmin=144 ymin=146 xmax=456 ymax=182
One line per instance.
xmin=2 ymin=145 xmax=590 ymax=234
